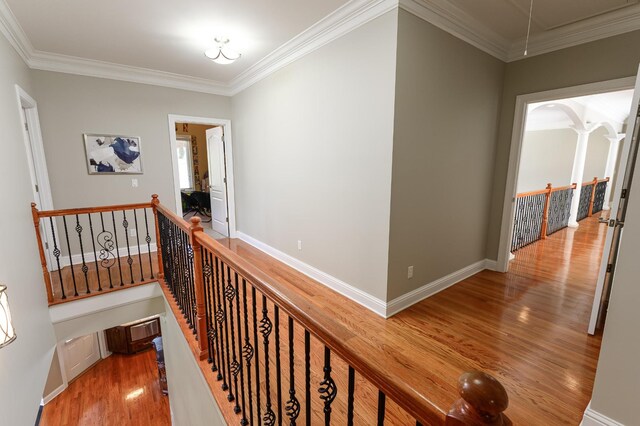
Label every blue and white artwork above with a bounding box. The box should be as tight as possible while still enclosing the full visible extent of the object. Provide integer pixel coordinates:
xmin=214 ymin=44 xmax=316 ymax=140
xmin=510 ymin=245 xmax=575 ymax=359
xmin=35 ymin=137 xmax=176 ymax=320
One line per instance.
xmin=84 ymin=134 xmax=143 ymax=174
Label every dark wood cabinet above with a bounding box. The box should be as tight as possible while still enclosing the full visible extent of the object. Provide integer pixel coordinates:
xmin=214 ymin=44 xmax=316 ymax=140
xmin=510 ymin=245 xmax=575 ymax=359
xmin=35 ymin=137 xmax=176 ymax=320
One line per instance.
xmin=105 ymin=316 xmax=161 ymax=354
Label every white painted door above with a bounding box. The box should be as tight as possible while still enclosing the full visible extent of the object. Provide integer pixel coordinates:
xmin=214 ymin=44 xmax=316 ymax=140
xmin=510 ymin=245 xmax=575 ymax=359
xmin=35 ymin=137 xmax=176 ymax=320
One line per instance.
xmin=588 ymin=67 xmax=640 ymax=334
xmin=62 ymin=333 xmax=101 ymax=382
xmin=206 ymin=126 xmax=229 ymax=236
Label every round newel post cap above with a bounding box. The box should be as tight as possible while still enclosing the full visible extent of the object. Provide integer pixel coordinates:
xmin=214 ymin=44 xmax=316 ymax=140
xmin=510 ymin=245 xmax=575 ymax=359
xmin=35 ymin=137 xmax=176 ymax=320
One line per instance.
xmin=446 ymin=371 xmax=511 ymax=426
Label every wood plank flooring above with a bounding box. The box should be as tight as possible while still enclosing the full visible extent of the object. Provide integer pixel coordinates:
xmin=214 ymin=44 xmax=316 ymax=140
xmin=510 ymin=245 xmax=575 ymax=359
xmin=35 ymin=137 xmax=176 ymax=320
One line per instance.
xmin=205 ymin=213 xmax=607 ymax=425
xmin=40 ymin=350 xmax=170 ymax=426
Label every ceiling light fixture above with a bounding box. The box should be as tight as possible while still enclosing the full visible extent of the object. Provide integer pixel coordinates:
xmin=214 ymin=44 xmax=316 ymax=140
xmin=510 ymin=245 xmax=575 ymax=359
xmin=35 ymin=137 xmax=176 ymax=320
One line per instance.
xmin=205 ymin=37 xmax=241 ymax=65
xmin=0 ymin=285 xmax=17 ymax=349
xmin=523 ymin=0 xmax=534 ymax=56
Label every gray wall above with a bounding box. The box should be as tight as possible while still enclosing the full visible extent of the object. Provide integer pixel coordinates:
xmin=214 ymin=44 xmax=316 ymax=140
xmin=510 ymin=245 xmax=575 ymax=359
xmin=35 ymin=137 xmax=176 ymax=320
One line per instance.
xmin=486 ymin=30 xmax=640 ymax=260
xmin=31 ymin=71 xmax=231 ymax=211
xmin=0 ymin=35 xmax=56 ymax=425
xmin=517 ymin=128 xmax=577 ymax=192
xmin=387 ymin=10 xmax=504 ymax=300
xmin=231 ymin=11 xmax=398 ymax=301
xmin=161 ymin=298 xmax=225 ymax=425
xmin=590 ymin=99 xmax=640 ymax=423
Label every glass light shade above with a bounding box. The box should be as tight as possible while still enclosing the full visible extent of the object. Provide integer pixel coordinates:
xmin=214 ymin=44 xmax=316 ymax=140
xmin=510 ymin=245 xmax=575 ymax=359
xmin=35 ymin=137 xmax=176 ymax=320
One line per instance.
xmin=204 ymin=47 xmax=241 ymax=65
xmin=0 ymin=285 xmax=16 ymax=348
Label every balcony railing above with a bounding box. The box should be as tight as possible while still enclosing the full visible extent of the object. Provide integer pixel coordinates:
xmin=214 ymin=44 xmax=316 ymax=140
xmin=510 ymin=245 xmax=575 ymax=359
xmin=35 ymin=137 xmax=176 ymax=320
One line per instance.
xmin=31 ymin=195 xmax=512 ymax=425
xmin=511 ymin=177 xmax=609 ymax=252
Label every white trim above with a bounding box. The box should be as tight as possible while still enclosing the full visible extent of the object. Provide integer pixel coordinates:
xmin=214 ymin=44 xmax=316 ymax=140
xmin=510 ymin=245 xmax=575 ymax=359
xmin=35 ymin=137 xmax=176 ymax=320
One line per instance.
xmin=484 ymin=259 xmax=499 ymax=271
xmin=58 ymin=243 xmax=157 ymax=268
xmin=398 ymin=0 xmax=510 ymax=60
xmin=43 ymin=382 xmax=65 ymax=405
xmin=167 ymin=114 xmax=238 ymax=238
xmin=97 ymin=330 xmax=112 ymax=359
xmin=48 ymin=282 xmax=162 ymax=324
xmin=496 ymin=77 xmax=636 ymax=273
xmin=228 ymin=0 xmax=399 ymax=95
xmin=3 ymin=0 xmax=640 ymax=95
xmin=386 ymin=260 xmax=489 ymax=317
xmin=236 ymin=232 xmax=388 ymax=317
xmin=582 ymin=402 xmax=624 ymax=426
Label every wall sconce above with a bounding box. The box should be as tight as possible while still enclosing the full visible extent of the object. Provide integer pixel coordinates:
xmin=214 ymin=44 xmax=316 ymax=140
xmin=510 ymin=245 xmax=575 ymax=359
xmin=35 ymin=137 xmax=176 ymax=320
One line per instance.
xmin=0 ymin=285 xmax=17 ymax=348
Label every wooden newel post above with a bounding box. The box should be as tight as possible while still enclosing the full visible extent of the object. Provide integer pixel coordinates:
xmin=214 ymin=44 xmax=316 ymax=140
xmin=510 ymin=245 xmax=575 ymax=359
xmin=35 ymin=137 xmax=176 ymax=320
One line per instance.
xmin=189 ymin=216 xmax=209 ymax=360
xmin=446 ymin=371 xmax=512 ymax=426
xmin=31 ymin=203 xmax=54 ymax=304
xmin=540 ymin=183 xmax=552 ymax=240
xmin=150 ymin=194 xmax=164 ymax=279
xmin=588 ymin=177 xmax=598 ymax=217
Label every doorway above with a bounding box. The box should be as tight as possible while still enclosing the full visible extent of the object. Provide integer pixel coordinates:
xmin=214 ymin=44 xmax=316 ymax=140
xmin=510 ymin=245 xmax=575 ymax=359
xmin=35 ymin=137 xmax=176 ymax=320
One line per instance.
xmin=497 ymin=76 xmax=639 ymax=335
xmin=168 ymin=115 xmax=236 ymax=239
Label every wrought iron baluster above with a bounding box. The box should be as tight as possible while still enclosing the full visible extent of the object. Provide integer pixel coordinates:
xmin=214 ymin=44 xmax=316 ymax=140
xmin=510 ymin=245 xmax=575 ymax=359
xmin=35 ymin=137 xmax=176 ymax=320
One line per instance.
xmin=74 ymin=214 xmax=90 ymax=294
xmin=185 ymin=232 xmax=196 ymax=330
xmin=214 ymin=256 xmax=229 ymax=391
xmin=221 ymin=263 xmax=235 ymax=402
xmin=225 ymin=266 xmax=241 ymax=413
xmin=87 ymin=214 xmax=102 ymax=291
xmin=260 ymin=295 xmax=275 ymax=425
xmin=208 ymin=251 xmax=223 ymax=379
xmin=133 ymin=209 xmax=144 ymax=281
xmin=62 ymin=216 xmax=78 ymax=297
xmin=233 ymin=272 xmax=248 ymax=424
xmin=241 ymin=279 xmax=254 ymax=425
xmin=318 ymin=346 xmax=337 ymax=426
xmin=251 ymin=286 xmax=262 ymax=425
xmin=285 ymin=316 xmax=300 ymax=425
xmin=202 ymin=250 xmax=218 ymax=371
xmin=49 ymin=217 xmax=65 ymax=299
xmin=347 ymin=366 xmax=355 ymax=426
xmin=305 ymin=330 xmax=311 ymax=426
xmin=111 ymin=211 xmax=124 ymax=286
xmin=275 ymin=306 xmax=283 ymax=426
xmin=143 ymin=208 xmax=154 ymax=279
xmin=122 ymin=210 xmax=134 ymax=284
xmin=377 ymin=391 xmax=386 ymax=426
xmin=98 ymin=213 xmax=114 ymax=289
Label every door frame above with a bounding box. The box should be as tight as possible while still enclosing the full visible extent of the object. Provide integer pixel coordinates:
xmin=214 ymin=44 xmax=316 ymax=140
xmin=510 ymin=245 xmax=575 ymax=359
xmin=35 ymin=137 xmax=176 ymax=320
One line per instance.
xmin=168 ymin=114 xmax=237 ymax=238
xmin=496 ymin=76 xmax=636 ymax=273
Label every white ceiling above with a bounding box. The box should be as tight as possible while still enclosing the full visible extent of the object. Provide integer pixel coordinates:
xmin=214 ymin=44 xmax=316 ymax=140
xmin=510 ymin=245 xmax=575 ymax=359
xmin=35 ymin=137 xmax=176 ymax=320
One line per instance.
xmin=4 ymin=0 xmax=349 ymax=83
xmin=526 ymin=89 xmax=634 ymax=132
xmin=2 ymin=0 xmax=640 ymax=94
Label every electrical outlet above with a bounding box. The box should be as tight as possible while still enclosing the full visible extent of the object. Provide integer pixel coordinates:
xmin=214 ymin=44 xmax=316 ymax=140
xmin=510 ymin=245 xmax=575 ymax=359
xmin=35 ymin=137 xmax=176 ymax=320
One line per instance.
xmin=297 ymin=240 xmax=302 ymax=250
xmin=131 ymin=178 xmax=138 ymax=188
xmin=129 ymin=228 xmax=137 ymax=238
xmin=407 ymin=266 xmax=414 ymax=279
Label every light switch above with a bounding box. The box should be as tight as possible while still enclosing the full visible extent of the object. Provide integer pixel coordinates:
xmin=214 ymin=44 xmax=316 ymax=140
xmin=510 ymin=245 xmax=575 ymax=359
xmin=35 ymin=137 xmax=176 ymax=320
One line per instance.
xmin=131 ymin=178 xmax=138 ymax=188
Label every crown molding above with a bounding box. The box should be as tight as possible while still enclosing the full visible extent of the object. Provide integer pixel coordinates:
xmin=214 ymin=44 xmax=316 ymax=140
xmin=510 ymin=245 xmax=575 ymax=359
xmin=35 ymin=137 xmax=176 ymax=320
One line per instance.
xmin=506 ymin=3 xmax=640 ymax=61
xmin=2 ymin=0 xmax=640 ymax=96
xmin=28 ymin=51 xmax=232 ymax=96
xmin=228 ymin=0 xmax=399 ymax=95
xmin=399 ymin=0 xmax=510 ymax=61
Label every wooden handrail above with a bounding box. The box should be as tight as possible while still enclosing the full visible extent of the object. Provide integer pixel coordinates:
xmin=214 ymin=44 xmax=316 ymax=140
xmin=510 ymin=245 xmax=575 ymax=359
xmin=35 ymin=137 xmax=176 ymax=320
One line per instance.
xmin=33 ymin=201 xmax=153 ymax=218
xmin=516 ymin=183 xmax=577 ymax=198
xmin=155 ymin=201 xmax=191 ymax=233
xmin=193 ymin=229 xmax=442 ymax=424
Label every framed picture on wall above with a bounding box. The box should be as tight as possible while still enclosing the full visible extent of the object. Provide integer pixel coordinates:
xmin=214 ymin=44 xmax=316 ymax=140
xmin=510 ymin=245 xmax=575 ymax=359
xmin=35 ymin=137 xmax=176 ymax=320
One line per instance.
xmin=83 ymin=134 xmax=143 ymax=174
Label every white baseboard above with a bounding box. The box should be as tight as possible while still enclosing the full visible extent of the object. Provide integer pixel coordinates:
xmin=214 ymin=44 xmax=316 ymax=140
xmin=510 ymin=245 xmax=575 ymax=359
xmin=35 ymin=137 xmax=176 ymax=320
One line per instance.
xmin=236 ymin=232 xmax=494 ymax=318
xmin=582 ymin=402 xmax=623 ymax=426
xmin=484 ymin=258 xmax=499 ymax=271
xmin=58 ymin=243 xmax=157 ymax=268
xmin=236 ymin=232 xmax=387 ymax=317
xmin=43 ymin=383 xmax=66 ymax=404
xmin=386 ymin=260 xmax=489 ymax=317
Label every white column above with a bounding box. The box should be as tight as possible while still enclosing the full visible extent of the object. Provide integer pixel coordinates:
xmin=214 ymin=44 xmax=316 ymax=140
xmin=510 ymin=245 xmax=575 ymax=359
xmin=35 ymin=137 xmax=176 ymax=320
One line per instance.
xmin=602 ymin=134 xmax=624 ymax=210
xmin=568 ymin=129 xmax=591 ymax=227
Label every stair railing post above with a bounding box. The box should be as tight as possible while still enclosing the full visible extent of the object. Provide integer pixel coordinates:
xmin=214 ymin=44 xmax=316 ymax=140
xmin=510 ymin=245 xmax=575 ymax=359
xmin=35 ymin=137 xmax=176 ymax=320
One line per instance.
xmin=151 ymin=194 xmax=164 ymax=279
xmin=446 ymin=371 xmax=512 ymax=425
xmin=588 ymin=177 xmax=598 ymax=217
xmin=189 ymin=216 xmax=209 ymax=360
xmin=31 ymin=203 xmax=54 ymax=304
xmin=540 ymin=183 xmax=552 ymax=240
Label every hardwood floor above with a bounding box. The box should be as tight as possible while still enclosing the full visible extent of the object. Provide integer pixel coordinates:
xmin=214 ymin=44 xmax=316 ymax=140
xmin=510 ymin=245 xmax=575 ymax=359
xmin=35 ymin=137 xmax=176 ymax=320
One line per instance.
xmin=40 ymin=350 xmax=170 ymax=426
xmin=204 ymin=213 xmax=607 ymax=425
